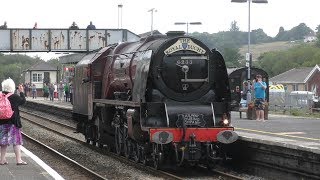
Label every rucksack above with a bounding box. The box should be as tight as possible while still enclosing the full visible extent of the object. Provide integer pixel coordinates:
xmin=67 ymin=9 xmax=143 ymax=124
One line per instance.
xmin=0 ymin=92 xmax=14 ymax=119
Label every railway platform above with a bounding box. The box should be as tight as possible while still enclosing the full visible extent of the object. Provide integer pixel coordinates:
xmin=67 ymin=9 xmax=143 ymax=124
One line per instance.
xmin=231 ymin=111 xmax=320 ymax=154
xmin=0 ymin=146 xmax=63 ymax=180
xmin=25 ymin=97 xmax=72 ymax=110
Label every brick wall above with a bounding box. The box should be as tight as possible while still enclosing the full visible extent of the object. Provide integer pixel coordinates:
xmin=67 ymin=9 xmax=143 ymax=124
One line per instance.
xmin=307 ymin=69 xmax=320 ymax=96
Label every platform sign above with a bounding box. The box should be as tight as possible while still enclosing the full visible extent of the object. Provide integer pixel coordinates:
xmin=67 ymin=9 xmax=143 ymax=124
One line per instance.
xmin=0 ymin=30 xmax=10 ymax=50
xmin=0 ymin=29 xmax=140 ymax=52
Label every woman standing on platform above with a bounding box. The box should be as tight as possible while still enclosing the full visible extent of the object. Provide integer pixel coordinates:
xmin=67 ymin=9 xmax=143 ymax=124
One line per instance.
xmin=64 ymin=83 xmax=70 ymax=102
xmin=58 ymin=82 xmax=64 ymax=101
xmin=31 ymin=84 xmax=37 ymax=99
xmin=0 ymin=78 xmax=28 ymax=165
xmin=252 ymin=74 xmax=267 ymax=122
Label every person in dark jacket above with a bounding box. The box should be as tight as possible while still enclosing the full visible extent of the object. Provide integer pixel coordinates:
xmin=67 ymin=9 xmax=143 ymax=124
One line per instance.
xmin=49 ymin=83 xmax=54 ymax=101
xmin=0 ymin=21 xmax=7 ymax=29
xmin=86 ymin=21 xmax=96 ymax=30
xmin=0 ymin=78 xmax=27 ymax=165
xmin=69 ymin=21 xmax=79 ymax=29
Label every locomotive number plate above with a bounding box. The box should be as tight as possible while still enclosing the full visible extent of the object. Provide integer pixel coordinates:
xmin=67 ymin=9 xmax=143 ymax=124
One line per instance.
xmin=176 ymin=59 xmax=193 ymax=65
xmin=176 ymin=113 xmax=206 ymax=127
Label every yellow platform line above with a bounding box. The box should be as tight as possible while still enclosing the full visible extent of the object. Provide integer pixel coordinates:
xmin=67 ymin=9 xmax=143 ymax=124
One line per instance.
xmin=235 ymin=127 xmax=320 ymax=141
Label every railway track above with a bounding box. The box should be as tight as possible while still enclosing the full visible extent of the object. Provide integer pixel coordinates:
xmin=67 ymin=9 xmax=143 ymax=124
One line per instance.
xmin=21 ymin=108 xmax=244 ymax=180
xmin=21 ymin=109 xmax=76 ymax=130
xmin=22 ymin=101 xmax=320 ymax=179
xmin=21 ymin=110 xmax=184 ymax=179
xmin=22 ymin=132 xmax=106 ymax=180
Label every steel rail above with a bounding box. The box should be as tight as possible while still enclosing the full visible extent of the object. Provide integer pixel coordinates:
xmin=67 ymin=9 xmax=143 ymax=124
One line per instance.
xmin=20 ymin=109 xmax=76 ymax=131
xmin=21 ymin=111 xmax=184 ymax=180
xmin=21 ymin=132 xmax=106 ymax=180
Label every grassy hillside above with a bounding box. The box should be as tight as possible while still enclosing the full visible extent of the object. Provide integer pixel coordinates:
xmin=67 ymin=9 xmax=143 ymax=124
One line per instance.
xmin=239 ymin=41 xmax=301 ymax=61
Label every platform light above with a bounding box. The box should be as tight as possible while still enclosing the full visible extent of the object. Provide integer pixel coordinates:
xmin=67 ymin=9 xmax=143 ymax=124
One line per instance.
xmin=223 ymin=119 xmax=229 ymax=125
xmin=231 ymin=0 xmax=268 ymax=106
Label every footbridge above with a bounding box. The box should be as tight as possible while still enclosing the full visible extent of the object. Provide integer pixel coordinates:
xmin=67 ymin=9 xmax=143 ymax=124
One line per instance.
xmin=0 ymin=28 xmax=140 ymax=52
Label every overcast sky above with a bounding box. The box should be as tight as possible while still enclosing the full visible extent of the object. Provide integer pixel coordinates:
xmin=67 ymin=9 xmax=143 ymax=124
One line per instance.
xmin=1 ymin=0 xmax=319 ymax=60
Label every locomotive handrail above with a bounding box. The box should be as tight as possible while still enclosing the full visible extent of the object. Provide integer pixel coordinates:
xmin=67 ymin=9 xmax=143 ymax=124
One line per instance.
xmin=93 ymin=99 xmax=140 ymax=107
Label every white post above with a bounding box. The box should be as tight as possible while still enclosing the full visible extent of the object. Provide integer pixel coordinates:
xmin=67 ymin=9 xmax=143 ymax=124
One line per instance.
xmin=118 ymin=4 xmax=123 ymax=29
xmin=148 ymin=8 xmax=156 ymax=35
xmin=186 ymin=22 xmax=189 ymax=35
xmin=247 ymin=0 xmax=251 ymax=81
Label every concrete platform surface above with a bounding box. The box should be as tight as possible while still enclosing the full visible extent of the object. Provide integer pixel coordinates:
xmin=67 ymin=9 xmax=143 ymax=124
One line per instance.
xmin=232 ymin=111 xmax=320 ymax=154
xmin=0 ymin=146 xmax=63 ymax=180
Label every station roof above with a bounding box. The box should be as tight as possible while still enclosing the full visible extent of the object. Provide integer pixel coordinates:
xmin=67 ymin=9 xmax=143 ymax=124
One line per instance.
xmin=25 ymin=61 xmax=57 ymax=71
xmin=59 ymin=53 xmax=86 ymax=64
xmin=270 ymin=64 xmax=320 ymax=83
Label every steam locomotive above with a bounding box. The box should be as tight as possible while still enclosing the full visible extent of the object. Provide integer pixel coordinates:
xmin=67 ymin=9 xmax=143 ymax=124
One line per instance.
xmin=73 ymin=31 xmax=238 ymax=169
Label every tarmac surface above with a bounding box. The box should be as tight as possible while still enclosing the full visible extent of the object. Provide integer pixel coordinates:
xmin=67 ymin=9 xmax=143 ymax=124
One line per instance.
xmin=231 ymin=111 xmax=320 ymax=153
xmin=232 ymin=112 xmax=320 ymax=140
xmin=0 ymin=146 xmax=62 ymax=180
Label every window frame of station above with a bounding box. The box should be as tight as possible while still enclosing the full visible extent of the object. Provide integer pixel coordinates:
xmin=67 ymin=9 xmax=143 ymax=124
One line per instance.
xmin=32 ymin=73 xmax=43 ymax=82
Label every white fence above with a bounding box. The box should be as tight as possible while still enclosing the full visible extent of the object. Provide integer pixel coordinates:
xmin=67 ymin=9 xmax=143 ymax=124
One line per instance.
xmin=269 ymin=91 xmax=317 ymax=111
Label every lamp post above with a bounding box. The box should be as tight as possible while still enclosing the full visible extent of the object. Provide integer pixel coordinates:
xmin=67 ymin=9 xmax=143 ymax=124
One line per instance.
xmin=231 ymin=0 xmax=268 ymax=105
xmin=148 ymin=8 xmax=157 ymax=35
xmin=174 ymin=22 xmax=202 ymax=35
xmin=231 ymin=0 xmax=268 ymax=80
xmin=118 ymin=4 xmax=123 ymax=29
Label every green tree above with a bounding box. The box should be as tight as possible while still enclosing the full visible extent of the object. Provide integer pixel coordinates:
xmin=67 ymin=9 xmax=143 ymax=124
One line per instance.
xmin=222 ymin=47 xmax=243 ymax=67
xmin=315 ymin=24 xmax=320 ymax=47
xmin=0 ymin=54 xmax=42 ymax=84
xmin=251 ymin=28 xmax=273 ymax=44
xmin=275 ymin=27 xmax=286 ymax=41
xmin=230 ymin=21 xmax=240 ymax=32
xmin=275 ymin=23 xmax=314 ymax=41
xmin=258 ymin=44 xmax=320 ymax=77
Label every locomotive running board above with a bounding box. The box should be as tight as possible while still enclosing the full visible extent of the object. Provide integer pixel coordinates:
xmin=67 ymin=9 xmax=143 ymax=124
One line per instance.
xmin=93 ymin=99 xmax=140 ymax=107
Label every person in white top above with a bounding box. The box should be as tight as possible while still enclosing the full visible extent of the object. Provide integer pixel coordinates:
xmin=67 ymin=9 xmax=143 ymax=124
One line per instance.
xmin=54 ymin=83 xmax=57 ymax=99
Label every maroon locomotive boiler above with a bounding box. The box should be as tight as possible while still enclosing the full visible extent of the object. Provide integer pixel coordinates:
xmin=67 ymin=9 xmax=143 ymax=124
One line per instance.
xmin=73 ymin=31 xmax=238 ymax=169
